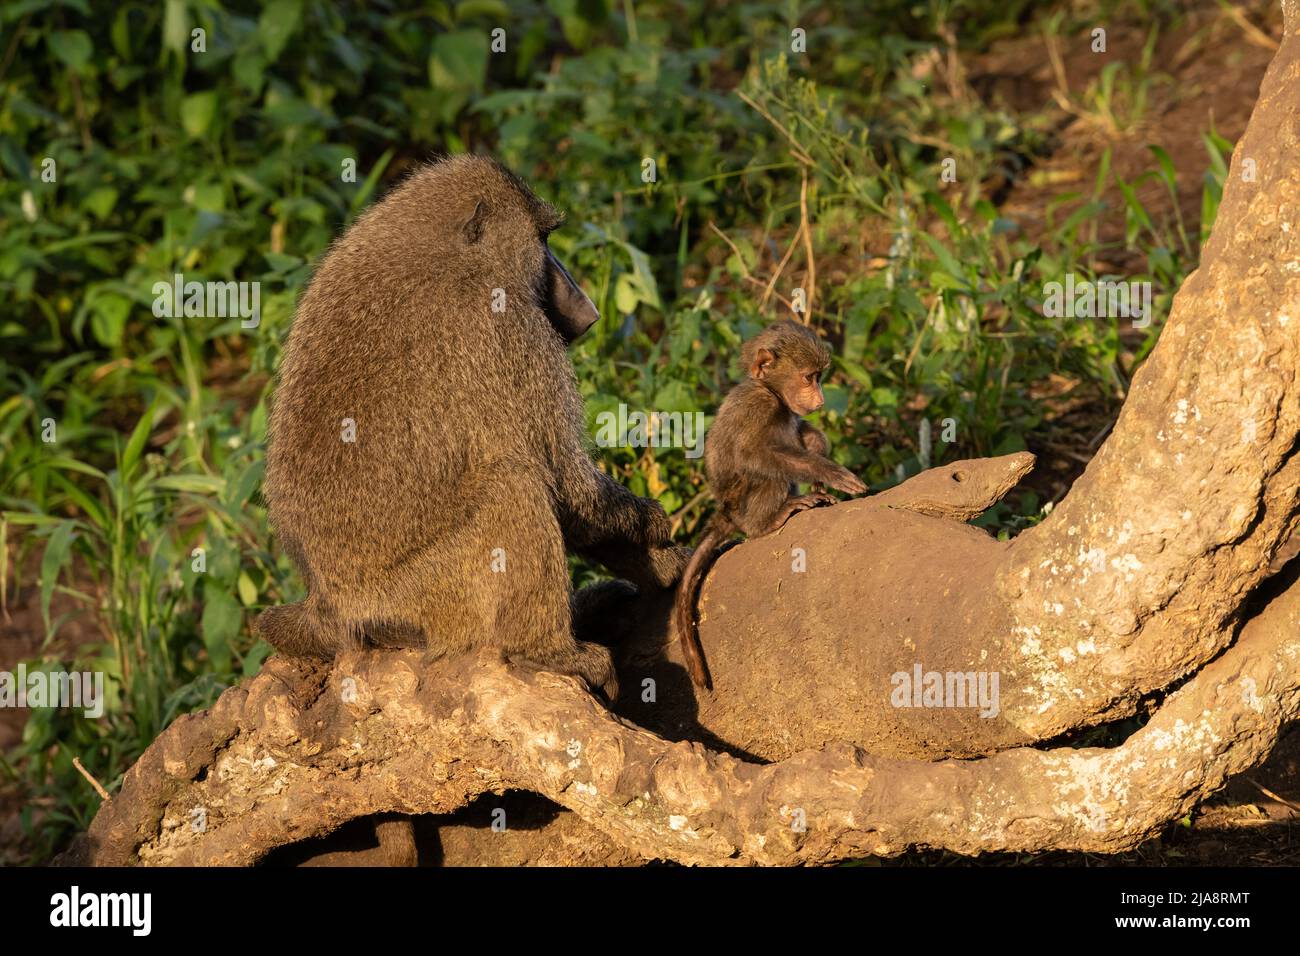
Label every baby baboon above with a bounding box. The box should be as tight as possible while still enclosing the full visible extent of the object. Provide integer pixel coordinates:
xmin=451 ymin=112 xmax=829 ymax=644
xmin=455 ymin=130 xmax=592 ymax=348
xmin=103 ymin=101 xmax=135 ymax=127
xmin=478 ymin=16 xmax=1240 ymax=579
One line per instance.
xmin=255 ymin=155 xmax=685 ymax=701
xmin=674 ymin=320 xmax=867 ymax=690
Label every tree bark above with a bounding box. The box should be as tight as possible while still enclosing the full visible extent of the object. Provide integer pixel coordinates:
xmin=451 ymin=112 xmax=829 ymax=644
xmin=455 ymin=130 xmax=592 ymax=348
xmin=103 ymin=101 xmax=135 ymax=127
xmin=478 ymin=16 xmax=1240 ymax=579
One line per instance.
xmin=61 ymin=559 xmax=1300 ymax=865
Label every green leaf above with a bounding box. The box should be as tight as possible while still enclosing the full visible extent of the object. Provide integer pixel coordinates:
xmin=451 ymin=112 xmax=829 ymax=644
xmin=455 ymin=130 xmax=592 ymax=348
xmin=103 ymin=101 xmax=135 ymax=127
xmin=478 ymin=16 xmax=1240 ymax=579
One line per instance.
xmin=233 ymin=47 xmax=267 ymax=94
xmin=263 ymin=251 xmax=303 ymax=274
xmin=348 ymin=148 xmax=395 ymax=215
xmin=456 ymin=0 xmax=512 ymax=20
xmin=188 ymin=182 xmax=224 ymax=212
xmin=201 ymin=587 xmax=240 ymax=673
xmin=259 ymin=0 xmax=304 ymax=62
xmin=1058 ymin=200 xmax=1106 ymax=238
xmin=111 ymin=6 xmax=132 ymax=58
xmin=91 ymin=292 xmax=130 ymax=348
xmin=228 ymin=460 xmax=264 ymax=510
xmin=992 ymin=432 xmax=1028 ymax=455
xmin=1148 ymin=144 xmax=1177 ymax=190
xmin=922 ymin=190 xmax=960 ymax=236
xmin=929 ymin=271 xmax=966 ymax=292
xmin=1201 ymin=131 xmax=1232 ymax=180
xmin=870 ymin=387 xmax=898 ymax=408
xmin=1115 ymin=175 xmax=1154 ymax=233
xmin=243 ymin=641 xmax=272 ymax=677
xmin=547 ymin=0 xmax=609 ymax=49
xmin=430 ymin=30 xmax=489 ymax=91
xmin=237 ymin=571 xmax=258 ymax=607
xmin=837 ymin=358 xmax=873 ymax=390
xmin=822 ymin=383 xmax=849 ymax=417
xmin=472 ymin=90 xmax=542 ymax=114
xmin=0 ymin=514 xmax=67 ymax=528
xmin=651 ymin=380 xmax=697 ymax=412
xmin=919 ymin=233 xmax=965 ymax=286
xmin=180 ymin=91 xmax=218 ymax=138
xmin=610 ymin=239 xmax=661 ymax=311
xmin=82 ymin=186 xmax=118 ymax=220
xmin=44 ymin=457 xmax=109 ymax=482
xmin=162 ymin=0 xmax=189 ymax=56
xmin=121 ymin=396 xmax=164 ymax=481
xmin=155 ymin=474 xmax=225 ymax=494
xmin=614 ymin=272 xmax=640 ymax=313
xmin=39 ymin=521 xmax=77 ymax=635
xmin=48 ymin=31 xmax=93 ymax=73
xmin=48 ymin=473 xmax=108 ymax=531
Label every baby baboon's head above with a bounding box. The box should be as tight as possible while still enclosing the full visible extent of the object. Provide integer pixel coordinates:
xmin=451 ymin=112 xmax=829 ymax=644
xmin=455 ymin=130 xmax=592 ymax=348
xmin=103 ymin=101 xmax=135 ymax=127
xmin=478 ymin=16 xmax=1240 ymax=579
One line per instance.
xmin=741 ymin=320 xmax=831 ymax=416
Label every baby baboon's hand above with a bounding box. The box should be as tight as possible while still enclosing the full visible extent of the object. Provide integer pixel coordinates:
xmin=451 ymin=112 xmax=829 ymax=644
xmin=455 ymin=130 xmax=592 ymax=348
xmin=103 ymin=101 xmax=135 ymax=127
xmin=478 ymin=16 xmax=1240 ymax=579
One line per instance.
xmin=831 ymin=468 xmax=868 ymax=496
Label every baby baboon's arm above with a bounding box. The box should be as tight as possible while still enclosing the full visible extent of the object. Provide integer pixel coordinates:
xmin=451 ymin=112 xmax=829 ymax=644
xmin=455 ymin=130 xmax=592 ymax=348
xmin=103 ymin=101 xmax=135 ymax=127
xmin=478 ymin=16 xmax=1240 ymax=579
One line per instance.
xmin=798 ymin=421 xmax=830 ymax=456
xmin=757 ymin=443 xmax=867 ymax=495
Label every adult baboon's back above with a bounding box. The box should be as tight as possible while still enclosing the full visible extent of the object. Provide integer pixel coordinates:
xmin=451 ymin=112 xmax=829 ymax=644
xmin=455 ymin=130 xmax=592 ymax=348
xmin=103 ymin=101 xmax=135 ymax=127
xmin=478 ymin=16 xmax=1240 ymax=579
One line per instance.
xmin=255 ymin=155 xmax=680 ymax=698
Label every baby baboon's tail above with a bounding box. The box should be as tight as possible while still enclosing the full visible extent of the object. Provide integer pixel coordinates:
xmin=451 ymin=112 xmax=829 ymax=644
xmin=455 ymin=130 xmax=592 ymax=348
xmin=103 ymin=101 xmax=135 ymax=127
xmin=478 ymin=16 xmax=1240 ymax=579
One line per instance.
xmin=672 ymin=522 xmax=731 ymax=691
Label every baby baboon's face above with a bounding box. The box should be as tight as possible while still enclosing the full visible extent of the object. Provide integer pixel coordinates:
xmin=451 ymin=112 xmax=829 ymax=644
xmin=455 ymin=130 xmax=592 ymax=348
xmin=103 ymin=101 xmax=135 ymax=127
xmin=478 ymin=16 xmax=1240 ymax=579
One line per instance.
xmin=780 ymin=359 xmax=828 ymax=417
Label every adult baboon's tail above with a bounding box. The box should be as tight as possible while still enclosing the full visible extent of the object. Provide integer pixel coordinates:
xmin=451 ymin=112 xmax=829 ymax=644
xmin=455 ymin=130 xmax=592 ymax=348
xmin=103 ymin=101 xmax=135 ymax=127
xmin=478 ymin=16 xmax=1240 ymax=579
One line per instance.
xmin=252 ymin=601 xmax=342 ymax=659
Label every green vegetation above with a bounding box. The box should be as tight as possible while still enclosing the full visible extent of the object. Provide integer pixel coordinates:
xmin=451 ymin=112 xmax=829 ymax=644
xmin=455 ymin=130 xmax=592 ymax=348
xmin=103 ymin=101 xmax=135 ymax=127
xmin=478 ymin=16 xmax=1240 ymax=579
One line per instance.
xmin=0 ymin=0 xmax=1240 ymax=862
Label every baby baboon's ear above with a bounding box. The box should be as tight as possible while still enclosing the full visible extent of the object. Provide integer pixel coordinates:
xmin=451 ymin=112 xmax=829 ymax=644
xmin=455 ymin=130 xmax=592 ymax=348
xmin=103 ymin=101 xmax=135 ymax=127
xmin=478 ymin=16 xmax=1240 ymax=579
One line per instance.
xmin=463 ymin=199 xmax=490 ymax=244
xmin=750 ymin=347 xmax=776 ymax=380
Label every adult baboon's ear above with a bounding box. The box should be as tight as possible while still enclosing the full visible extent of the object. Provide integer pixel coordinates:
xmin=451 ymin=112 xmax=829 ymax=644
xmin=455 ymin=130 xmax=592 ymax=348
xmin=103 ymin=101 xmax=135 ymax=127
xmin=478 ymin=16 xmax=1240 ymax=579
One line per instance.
xmin=463 ymin=199 xmax=490 ymax=244
xmin=543 ymin=245 xmax=599 ymax=343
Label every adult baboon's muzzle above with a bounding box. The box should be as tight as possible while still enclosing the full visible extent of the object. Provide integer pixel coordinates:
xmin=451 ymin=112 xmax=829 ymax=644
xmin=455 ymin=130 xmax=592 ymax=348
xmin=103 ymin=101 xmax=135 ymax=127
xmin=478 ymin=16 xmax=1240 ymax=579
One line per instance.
xmin=545 ymin=246 xmax=600 ymax=343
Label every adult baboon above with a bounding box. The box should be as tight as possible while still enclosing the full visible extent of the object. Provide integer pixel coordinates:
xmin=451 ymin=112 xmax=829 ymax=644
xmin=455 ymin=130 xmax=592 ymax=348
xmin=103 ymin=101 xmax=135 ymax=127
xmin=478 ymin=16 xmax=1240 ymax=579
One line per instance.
xmin=255 ymin=155 xmax=684 ymax=700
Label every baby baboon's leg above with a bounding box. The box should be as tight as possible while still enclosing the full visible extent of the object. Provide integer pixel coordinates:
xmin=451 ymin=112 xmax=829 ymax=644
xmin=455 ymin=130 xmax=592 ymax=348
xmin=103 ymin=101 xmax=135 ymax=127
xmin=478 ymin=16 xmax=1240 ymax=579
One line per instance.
xmin=754 ymin=493 xmax=835 ymax=537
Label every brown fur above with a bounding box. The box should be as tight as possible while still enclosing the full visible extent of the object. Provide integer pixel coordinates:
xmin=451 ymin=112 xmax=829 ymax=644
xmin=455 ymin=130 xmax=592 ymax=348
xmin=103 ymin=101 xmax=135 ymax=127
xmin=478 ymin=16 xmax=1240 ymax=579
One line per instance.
xmin=674 ymin=320 xmax=867 ymax=689
xmin=255 ymin=155 xmax=686 ymax=701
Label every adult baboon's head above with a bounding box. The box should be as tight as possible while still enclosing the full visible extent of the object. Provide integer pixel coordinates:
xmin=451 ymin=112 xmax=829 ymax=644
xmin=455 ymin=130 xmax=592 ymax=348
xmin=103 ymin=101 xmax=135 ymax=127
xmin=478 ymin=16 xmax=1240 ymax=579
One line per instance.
xmin=452 ymin=156 xmax=600 ymax=344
